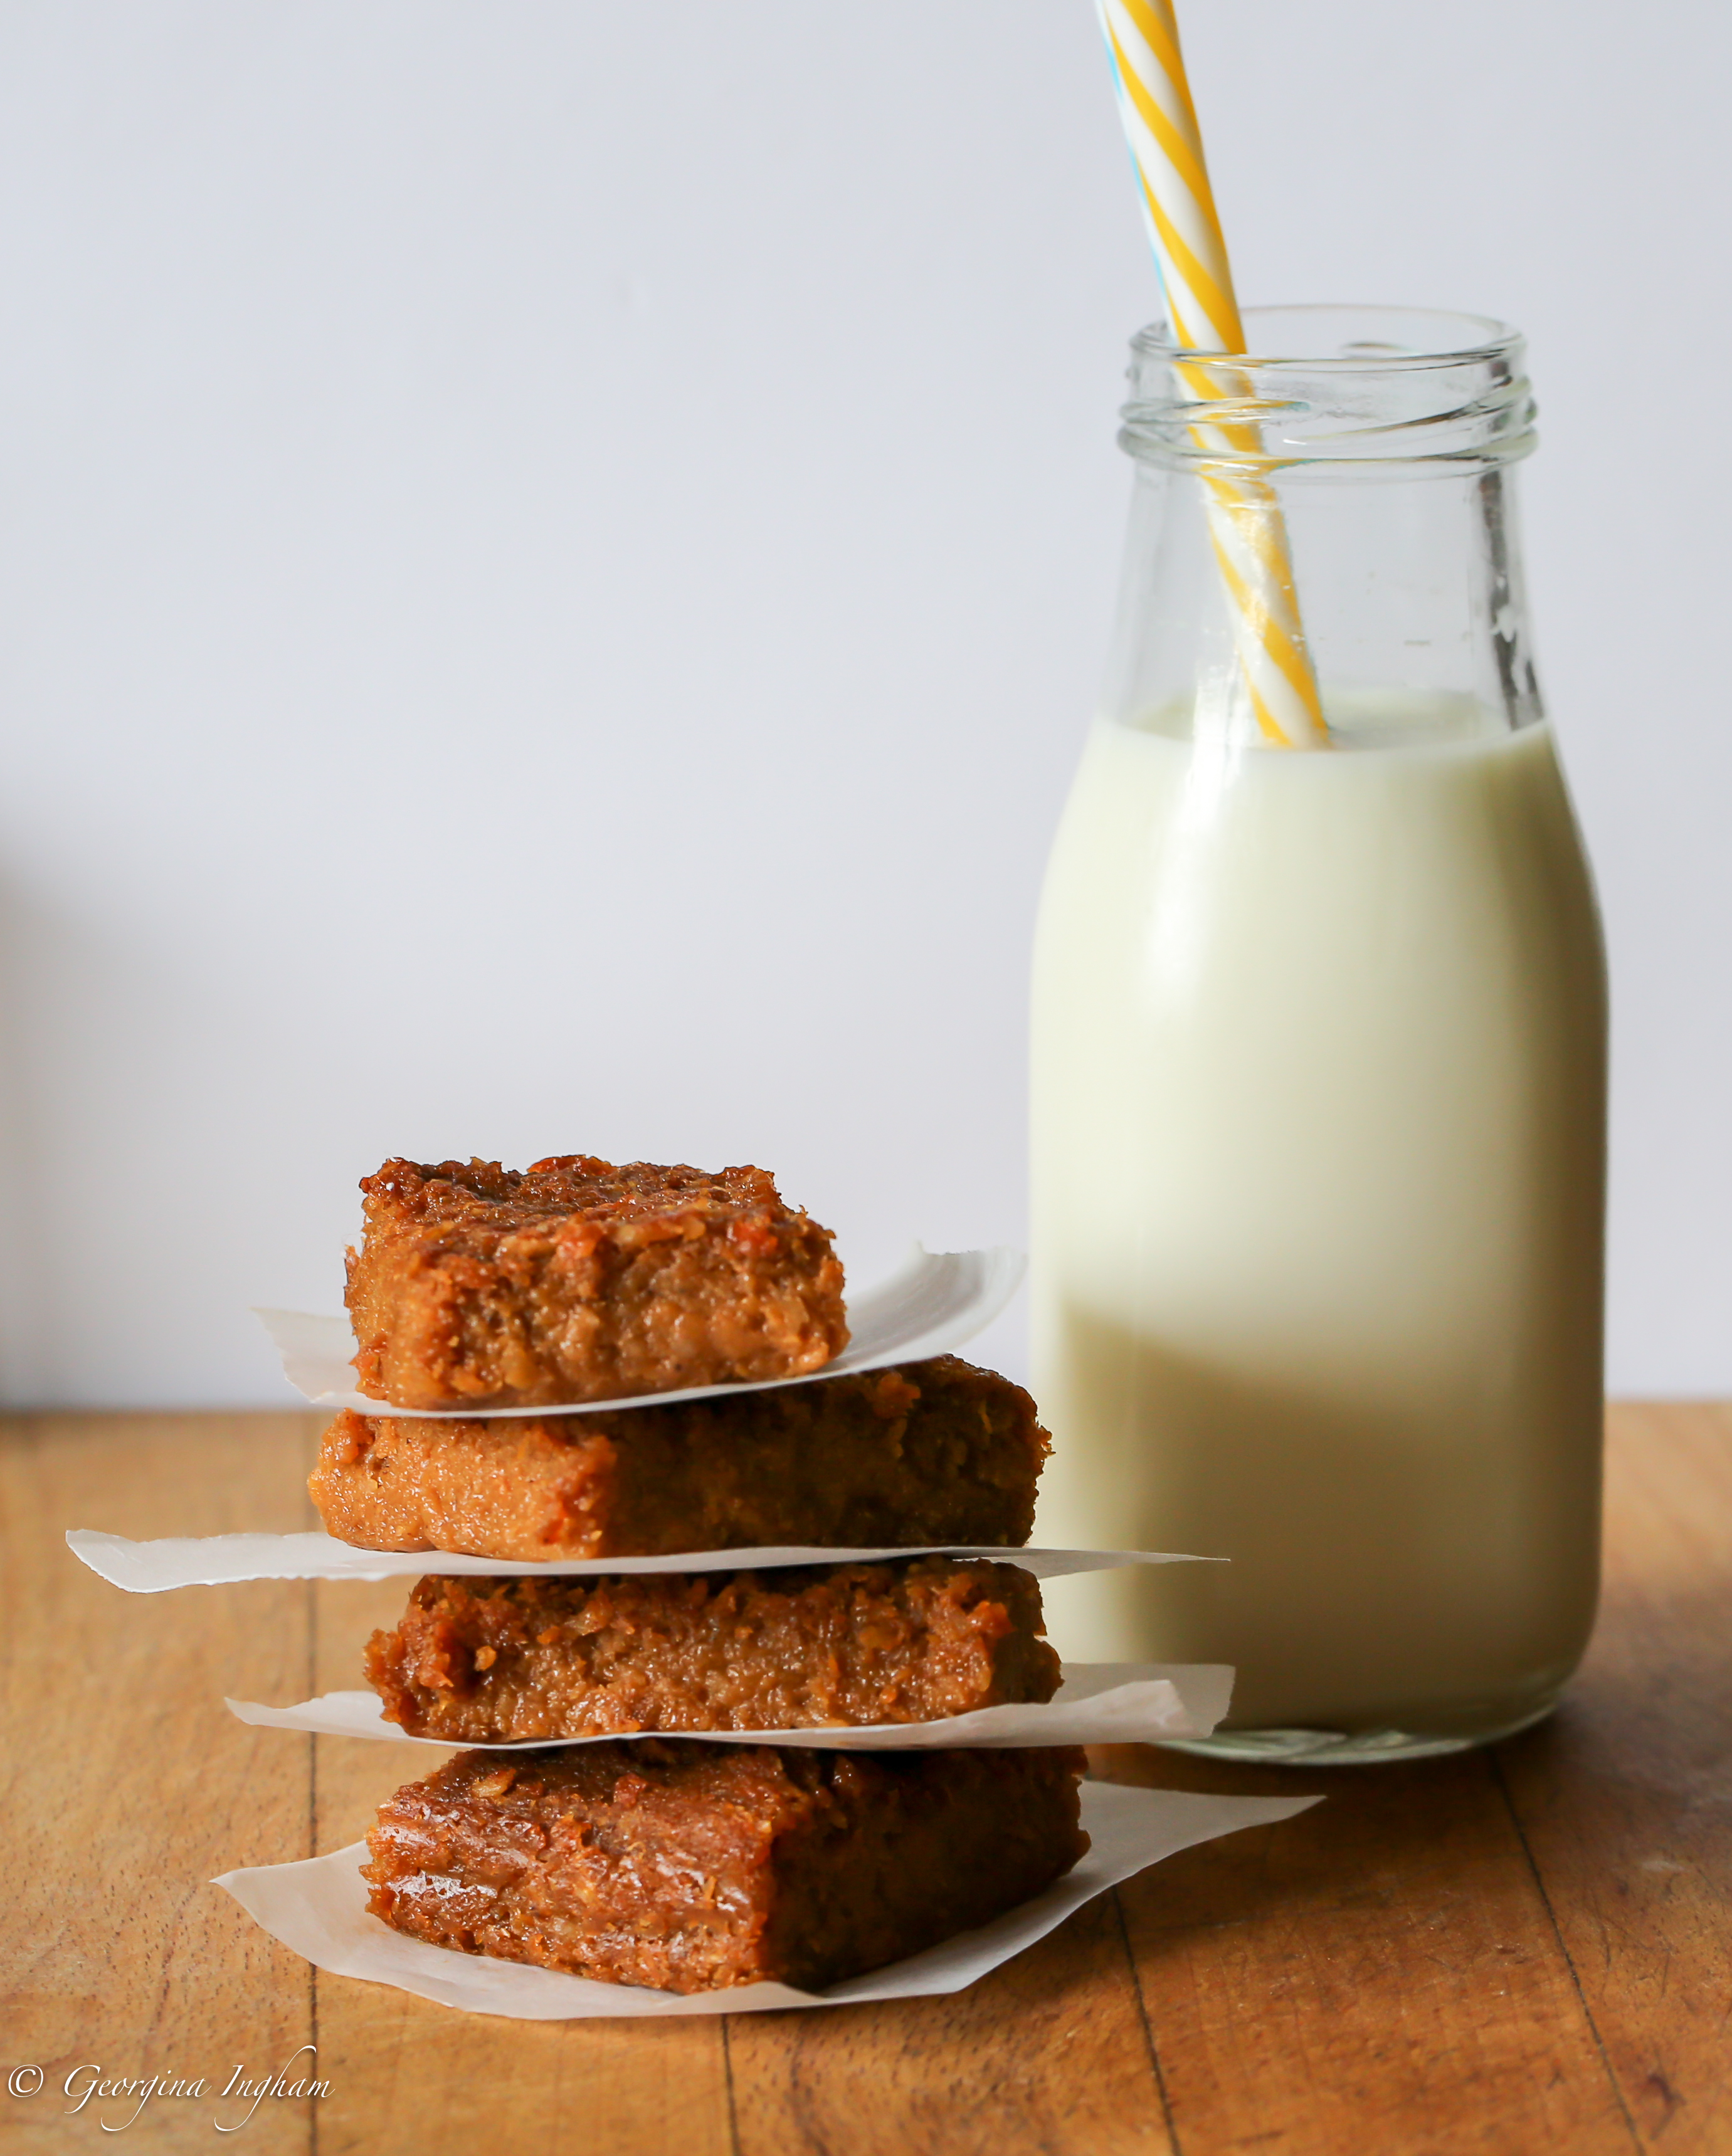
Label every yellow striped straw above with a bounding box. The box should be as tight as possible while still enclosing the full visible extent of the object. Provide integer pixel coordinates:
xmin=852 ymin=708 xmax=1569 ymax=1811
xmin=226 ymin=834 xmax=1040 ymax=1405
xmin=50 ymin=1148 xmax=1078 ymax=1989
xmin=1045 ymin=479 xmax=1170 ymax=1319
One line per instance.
xmin=1096 ymin=0 xmax=1329 ymax=749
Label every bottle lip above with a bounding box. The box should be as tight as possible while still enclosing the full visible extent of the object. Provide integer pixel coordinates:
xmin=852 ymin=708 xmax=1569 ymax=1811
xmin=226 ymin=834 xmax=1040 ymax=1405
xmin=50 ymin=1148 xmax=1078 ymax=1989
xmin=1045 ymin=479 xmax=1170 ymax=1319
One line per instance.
xmin=1133 ymin=303 xmax=1523 ymax=372
xmin=1122 ymin=304 xmax=1537 ymax=475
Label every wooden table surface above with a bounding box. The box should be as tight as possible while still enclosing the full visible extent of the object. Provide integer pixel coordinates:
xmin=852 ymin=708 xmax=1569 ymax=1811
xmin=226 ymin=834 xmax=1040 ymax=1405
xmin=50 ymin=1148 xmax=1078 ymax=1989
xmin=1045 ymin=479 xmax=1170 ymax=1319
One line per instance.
xmin=3 ymin=1404 xmax=1729 ymax=2155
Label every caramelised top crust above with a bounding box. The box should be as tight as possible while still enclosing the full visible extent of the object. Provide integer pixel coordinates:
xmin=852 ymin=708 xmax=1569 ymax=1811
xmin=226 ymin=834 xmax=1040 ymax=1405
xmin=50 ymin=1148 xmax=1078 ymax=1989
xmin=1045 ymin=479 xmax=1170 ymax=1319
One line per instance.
xmin=361 ymin=1157 xmax=799 ymax=1241
xmin=346 ymin=1155 xmax=848 ymax=1410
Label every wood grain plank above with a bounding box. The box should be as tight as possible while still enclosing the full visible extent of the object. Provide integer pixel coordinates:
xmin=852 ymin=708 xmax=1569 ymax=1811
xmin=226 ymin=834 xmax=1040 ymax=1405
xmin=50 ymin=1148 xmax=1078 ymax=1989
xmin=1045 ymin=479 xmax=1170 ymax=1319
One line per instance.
xmin=306 ymin=1557 xmax=736 ymax=2156
xmin=727 ymin=1888 xmax=1174 ymax=2156
xmin=1092 ymin=1744 xmax=1639 ymax=2155
xmin=0 ymin=1410 xmax=320 ymax=2153
xmin=1496 ymin=1402 xmax=1732 ymax=2152
xmin=10 ymin=1404 xmax=1730 ymax=2156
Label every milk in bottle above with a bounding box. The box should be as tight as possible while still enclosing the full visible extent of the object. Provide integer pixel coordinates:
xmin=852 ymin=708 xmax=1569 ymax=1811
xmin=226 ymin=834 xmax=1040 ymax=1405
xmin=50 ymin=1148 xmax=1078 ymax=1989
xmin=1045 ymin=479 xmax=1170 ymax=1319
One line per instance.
xmin=1030 ymin=310 xmax=1607 ymax=1759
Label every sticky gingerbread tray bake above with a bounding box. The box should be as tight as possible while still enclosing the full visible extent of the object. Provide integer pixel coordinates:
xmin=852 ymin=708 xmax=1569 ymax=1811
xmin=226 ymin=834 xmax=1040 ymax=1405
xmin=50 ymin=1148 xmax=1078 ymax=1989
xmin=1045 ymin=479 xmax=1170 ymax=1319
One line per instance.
xmin=347 ymin=1156 xmax=848 ymax=1411
xmin=309 ymin=1356 xmax=1048 ymax=1559
xmin=363 ymin=1740 xmax=1089 ymax=1994
xmin=364 ymin=1557 xmax=1062 ymax=1740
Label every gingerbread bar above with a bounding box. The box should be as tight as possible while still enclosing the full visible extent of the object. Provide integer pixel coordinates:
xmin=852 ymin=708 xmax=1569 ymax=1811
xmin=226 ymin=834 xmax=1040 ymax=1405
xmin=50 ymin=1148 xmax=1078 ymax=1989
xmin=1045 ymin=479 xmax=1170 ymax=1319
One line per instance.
xmin=364 ymin=1740 xmax=1088 ymax=1994
xmin=364 ymin=1557 xmax=1061 ymax=1740
xmin=346 ymin=1156 xmax=848 ymax=1411
xmin=309 ymin=1356 xmax=1048 ymax=1559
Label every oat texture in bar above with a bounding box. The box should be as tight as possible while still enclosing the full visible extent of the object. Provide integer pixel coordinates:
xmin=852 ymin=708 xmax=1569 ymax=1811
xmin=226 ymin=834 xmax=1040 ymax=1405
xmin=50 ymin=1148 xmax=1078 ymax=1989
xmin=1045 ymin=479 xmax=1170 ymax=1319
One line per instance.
xmin=309 ymin=1357 xmax=1049 ymax=1560
xmin=364 ymin=1558 xmax=1062 ymax=1741
xmin=346 ymin=1157 xmax=848 ymax=1411
xmin=364 ymin=1740 xmax=1089 ymax=1994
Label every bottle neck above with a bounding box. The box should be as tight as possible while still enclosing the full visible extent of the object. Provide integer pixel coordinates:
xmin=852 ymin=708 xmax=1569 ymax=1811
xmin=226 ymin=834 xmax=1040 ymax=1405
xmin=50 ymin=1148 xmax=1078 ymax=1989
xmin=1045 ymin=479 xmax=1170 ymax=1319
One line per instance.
xmin=1119 ymin=305 xmax=1538 ymax=477
xmin=1105 ymin=308 xmax=1544 ymax=747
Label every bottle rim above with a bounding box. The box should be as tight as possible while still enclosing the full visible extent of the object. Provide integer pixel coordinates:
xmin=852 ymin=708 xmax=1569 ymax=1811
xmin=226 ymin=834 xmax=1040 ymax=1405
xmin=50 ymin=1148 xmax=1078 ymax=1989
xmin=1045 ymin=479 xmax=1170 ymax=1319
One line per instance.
xmin=1133 ymin=303 xmax=1521 ymax=371
xmin=1121 ymin=304 xmax=1537 ymax=475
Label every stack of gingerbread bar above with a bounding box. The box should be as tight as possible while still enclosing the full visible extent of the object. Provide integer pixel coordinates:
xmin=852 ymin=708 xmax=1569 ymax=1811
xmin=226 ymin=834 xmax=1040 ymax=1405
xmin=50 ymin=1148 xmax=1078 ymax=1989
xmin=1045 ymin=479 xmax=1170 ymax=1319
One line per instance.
xmin=309 ymin=1156 xmax=1089 ymax=1996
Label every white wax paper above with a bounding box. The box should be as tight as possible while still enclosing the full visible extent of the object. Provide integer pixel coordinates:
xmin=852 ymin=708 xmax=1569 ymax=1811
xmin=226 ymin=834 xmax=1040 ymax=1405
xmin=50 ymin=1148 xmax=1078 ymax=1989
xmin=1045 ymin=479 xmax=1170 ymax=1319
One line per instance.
xmin=224 ymin=1659 xmax=1234 ymax=1750
xmin=256 ymin=1243 xmax=1023 ymax=1420
xmin=213 ymin=1783 xmax=1318 ymax=2019
xmin=66 ymin=1530 xmax=1206 ymax=1594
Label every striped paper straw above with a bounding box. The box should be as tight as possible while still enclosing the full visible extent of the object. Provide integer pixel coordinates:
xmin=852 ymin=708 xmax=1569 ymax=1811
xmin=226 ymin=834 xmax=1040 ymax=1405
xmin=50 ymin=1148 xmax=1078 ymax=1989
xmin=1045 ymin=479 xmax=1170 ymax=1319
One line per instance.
xmin=1097 ymin=0 xmax=1328 ymax=750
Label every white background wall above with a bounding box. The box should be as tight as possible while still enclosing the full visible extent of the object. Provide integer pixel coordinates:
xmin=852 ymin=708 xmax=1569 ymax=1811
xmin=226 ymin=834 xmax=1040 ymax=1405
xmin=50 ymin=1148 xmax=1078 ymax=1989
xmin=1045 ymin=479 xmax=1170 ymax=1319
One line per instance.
xmin=0 ymin=1 xmax=1724 ymax=1406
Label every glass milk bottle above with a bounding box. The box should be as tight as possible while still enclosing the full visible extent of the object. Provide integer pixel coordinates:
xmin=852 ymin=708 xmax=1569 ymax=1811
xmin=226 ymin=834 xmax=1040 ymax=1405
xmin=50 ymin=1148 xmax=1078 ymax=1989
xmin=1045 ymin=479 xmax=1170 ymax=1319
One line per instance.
xmin=1030 ymin=308 xmax=1607 ymax=1761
